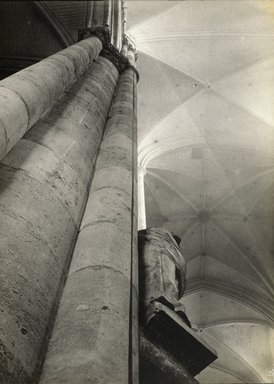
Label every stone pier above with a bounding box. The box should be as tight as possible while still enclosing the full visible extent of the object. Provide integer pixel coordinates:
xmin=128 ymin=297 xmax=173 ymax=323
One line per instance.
xmin=40 ymin=50 xmax=138 ymax=384
xmin=0 ymin=36 xmax=102 ymax=160
xmin=0 ymin=54 xmax=118 ymax=383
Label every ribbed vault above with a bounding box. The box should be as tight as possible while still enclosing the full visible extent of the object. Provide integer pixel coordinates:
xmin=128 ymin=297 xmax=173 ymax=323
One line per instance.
xmin=0 ymin=1 xmax=273 ymax=382
xmin=129 ymin=1 xmax=274 ymax=382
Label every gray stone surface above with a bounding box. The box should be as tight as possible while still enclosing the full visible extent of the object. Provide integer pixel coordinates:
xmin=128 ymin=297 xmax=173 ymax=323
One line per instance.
xmin=140 ymin=335 xmax=199 ymax=384
xmin=138 ymin=227 xmax=188 ymax=324
xmin=0 ymin=36 xmax=102 ymax=161
xmin=40 ymin=69 xmax=138 ymax=384
xmin=0 ymin=56 xmax=118 ymax=383
xmin=138 ymin=228 xmax=217 ymax=381
xmin=142 ymin=303 xmax=217 ymax=377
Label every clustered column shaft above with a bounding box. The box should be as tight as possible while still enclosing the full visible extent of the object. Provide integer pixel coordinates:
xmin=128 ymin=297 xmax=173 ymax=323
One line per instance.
xmin=0 ymin=36 xmax=102 ymax=161
xmin=0 ymin=0 xmax=139 ymax=381
xmin=40 ymin=58 xmax=138 ymax=384
xmin=138 ymin=168 xmax=147 ymax=230
xmin=0 ymin=52 xmax=119 ymax=382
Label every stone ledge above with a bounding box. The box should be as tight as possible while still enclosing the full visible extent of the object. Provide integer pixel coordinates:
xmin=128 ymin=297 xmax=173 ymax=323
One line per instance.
xmin=140 ymin=335 xmax=199 ymax=384
xmin=142 ymin=302 xmax=218 ymax=377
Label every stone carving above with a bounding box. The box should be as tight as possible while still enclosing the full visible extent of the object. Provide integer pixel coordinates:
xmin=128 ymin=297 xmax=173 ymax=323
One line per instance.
xmin=78 ymin=27 xmax=140 ymax=81
xmin=138 ymin=227 xmax=190 ymax=327
xmin=138 ymin=228 xmax=218 ymax=383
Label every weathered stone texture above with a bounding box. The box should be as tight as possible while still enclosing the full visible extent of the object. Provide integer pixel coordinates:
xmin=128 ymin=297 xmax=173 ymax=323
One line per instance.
xmin=140 ymin=335 xmax=199 ymax=384
xmin=0 ymin=56 xmax=118 ymax=383
xmin=139 ymin=228 xmax=186 ymax=305
xmin=40 ymin=69 xmax=138 ymax=384
xmin=0 ymin=36 xmax=102 ymax=161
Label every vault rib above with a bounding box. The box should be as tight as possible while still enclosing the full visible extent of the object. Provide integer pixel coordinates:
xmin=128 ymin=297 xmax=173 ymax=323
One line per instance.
xmin=210 ymin=221 xmax=274 ymax=296
xmin=210 ymin=169 xmax=274 ymax=213
xmin=147 ymin=168 xmax=199 ymax=213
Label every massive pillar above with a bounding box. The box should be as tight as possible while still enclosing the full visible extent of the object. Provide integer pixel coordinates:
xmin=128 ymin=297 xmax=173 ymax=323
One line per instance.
xmin=0 ymin=45 xmax=119 ymax=383
xmin=40 ymin=43 xmax=138 ymax=384
xmin=0 ymin=36 xmax=102 ymax=161
xmin=0 ymin=1 xmax=139 ymax=383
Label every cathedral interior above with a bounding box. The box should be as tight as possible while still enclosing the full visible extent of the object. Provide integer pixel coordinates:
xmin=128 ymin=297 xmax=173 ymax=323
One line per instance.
xmin=0 ymin=1 xmax=273 ymax=384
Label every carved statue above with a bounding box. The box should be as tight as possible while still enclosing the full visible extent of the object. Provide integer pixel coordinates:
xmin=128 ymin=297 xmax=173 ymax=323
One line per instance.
xmin=138 ymin=228 xmax=217 ymax=383
xmin=138 ymin=227 xmax=191 ymax=327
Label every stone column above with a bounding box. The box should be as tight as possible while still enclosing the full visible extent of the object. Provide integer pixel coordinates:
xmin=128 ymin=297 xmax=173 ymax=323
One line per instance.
xmin=40 ymin=47 xmax=138 ymax=384
xmin=0 ymin=53 xmax=119 ymax=383
xmin=138 ymin=167 xmax=147 ymax=230
xmin=111 ymin=0 xmax=122 ymax=51
xmin=104 ymin=0 xmax=112 ymax=29
xmin=92 ymin=0 xmax=106 ymax=27
xmin=127 ymin=44 xmax=139 ymax=384
xmin=0 ymin=36 xmax=102 ymax=161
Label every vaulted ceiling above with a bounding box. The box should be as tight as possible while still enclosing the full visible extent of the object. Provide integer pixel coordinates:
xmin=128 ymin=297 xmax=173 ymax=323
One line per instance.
xmin=128 ymin=1 xmax=274 ymax=383
xmin=0 ymin=1 xmax=273 ymax=382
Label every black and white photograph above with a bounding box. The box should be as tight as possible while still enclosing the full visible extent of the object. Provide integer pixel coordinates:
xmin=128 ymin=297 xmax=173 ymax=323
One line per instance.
xmin=0 ymin=1 xmax=273 ymax=383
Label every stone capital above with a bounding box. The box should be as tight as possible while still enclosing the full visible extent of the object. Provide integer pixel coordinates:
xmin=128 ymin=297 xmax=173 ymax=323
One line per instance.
xmin=78 ymin=27 xmax=139 ymax=82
